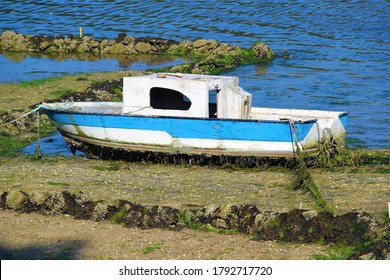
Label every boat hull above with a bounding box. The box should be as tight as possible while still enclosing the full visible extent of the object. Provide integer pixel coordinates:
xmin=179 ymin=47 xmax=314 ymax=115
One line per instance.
xmin=41 ymin=103 xmax=347 ymax=158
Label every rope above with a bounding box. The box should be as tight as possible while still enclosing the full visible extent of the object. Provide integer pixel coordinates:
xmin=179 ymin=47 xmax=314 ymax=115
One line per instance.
xmin=0 ymin=105 xmax=42 ymax=128
xmin=0 ymin=105 xmax=43 ymax=158
xmin=34 ymin=109 xmax=42 ymax=159
xmin=288 ymin=119 xmax=307 ymax=157
xmin=124 ymin=106 xmax=152 ymax=114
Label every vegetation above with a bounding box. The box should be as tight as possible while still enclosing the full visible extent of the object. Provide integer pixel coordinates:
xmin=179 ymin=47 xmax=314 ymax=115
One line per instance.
xmin=143 ymin=243 xmax=162 ymax=254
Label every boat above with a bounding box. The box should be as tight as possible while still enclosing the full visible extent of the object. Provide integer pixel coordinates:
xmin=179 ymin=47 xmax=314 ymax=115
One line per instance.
xmin=40 ymin=73 xmax=348 ymax=161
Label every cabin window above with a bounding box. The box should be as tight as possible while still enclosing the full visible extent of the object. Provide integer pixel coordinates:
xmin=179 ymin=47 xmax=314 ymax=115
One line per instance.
xmin=150 ymin=87 xmax=191 ymax=110
xmin=208 ymin=89 xmax=218 ymax=118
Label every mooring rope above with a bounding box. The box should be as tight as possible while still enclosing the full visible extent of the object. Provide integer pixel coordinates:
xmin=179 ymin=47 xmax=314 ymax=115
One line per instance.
xmin=288 ymin=119 xmax=307 ymax=157
xmin=0 ymin=105 xmax=42 ymax=128
xmin=35 ymin=109 xmax=41 ymax=159
xmin=0 ymin=105 xmax=43 ymax=158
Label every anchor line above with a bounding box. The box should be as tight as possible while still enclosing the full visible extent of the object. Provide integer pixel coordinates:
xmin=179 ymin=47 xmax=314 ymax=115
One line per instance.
xmin=288 ymin=119 xmax=307 ymax=157
xmin=0 ymin=105 xmax=42 ymax=128
xmin=0 ymin=105 xmax=43 ymax=157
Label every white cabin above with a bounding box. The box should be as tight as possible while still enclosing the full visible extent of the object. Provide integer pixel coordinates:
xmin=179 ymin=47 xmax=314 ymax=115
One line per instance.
xmin=122 ymin=73 xmax=252 ymax=119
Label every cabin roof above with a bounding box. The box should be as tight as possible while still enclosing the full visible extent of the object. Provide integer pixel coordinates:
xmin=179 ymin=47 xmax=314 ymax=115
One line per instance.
xmin=122 ymin=73 xmax=252 ymax=119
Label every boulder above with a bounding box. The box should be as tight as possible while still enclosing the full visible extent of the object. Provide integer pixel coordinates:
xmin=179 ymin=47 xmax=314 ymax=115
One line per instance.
xmin=251 ymin=42 xmax=274 ymax=59
xmin=5 ymin=191 xmax=29 ymax=210
xmin=135 ymin=42 xmax=152 ymax=53
xmin=193 ymin=39 xmax=217 ymax=50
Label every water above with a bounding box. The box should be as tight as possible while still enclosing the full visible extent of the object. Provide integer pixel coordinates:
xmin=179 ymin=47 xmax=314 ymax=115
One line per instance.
xmin=1 ymin=0 xmax=389 ymax=150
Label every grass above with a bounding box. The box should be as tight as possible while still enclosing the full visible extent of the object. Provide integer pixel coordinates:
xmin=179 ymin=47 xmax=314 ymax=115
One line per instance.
xmin=91 ymin=163 xmax=121 ymax=171
xmin=111 ymin=206 xmax=127 ymax=225
xmin=143 ymin=243 xmax=162 ymax=254
xmin=313 ymin=245 xmax=358 ymax=260
xmin=178 ymin=209 xmax=238 ymax=234
xmin=19 ymin=78 xmax=52 ymax=88
xmin=0 ymin=135 xmax=33 ymax=157
xmin=47 ymin=181 xmax=70 ymax=187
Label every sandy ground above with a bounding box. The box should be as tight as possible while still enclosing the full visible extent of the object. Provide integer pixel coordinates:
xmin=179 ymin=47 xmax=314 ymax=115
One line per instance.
xmin=0 ymin=210 xmax=331 ymax=260
xmin=1 ymin=155 xmax=389 ymax=260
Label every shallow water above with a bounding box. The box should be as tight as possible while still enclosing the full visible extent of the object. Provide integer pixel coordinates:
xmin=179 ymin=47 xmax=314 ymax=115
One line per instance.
xmin=1 ymin=0 xmax=389 ymax=150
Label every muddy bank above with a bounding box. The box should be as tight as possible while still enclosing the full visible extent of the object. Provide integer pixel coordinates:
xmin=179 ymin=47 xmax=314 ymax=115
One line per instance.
xmin=1 ymin=190 xmax=388 ymax=259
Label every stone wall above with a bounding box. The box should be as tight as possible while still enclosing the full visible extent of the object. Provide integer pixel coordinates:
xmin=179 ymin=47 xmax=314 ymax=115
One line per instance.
xmin=0 ymin=31 xmax=274 ymax=75
xmin=1 ymin=190 xmax=388 ymax=259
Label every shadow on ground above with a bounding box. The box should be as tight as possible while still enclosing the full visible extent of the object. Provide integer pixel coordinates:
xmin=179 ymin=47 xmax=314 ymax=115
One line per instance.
xmin=0 ymin=239 xmax=85 ymax=260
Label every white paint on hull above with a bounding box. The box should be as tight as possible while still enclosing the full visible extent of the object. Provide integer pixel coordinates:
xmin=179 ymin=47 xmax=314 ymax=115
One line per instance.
xmin=53 ymin=121 xmax=299 ymax=155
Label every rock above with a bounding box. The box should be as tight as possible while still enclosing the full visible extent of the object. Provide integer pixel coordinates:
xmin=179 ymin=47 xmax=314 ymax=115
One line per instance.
xmin=358 ymin=252 xmax=375 ymax=260
xmin=254 ymin=211 xmax=276 ymax=228
xmin=92 ymin=203 xmax=117 ymax=221
xmin=238 ymin=204 xmax=260 ymax=232
xmin=116 ymin=33 xmax=133 ymax=44
xmin=135 ymin=42 xmax=152 ymax=53
xmin=218 ymin=204 xmax=239 ymax=229
xmin=77 ymin=41 xmax=91 ymax=53
xmin=0 ymin=192 xmax=7 ymax=209
xmin=100 ymin=39 xmax=108 ymax=49
xmin=112 ymin=200 xmax=146 ymax=228
xmin=89 ymin=40 xmax=100 ymax=48
xmin=145 ymin=205 xmax=179 ymax=228
xmin=107 ymin=43 xmax=128 ymax=54
xmin=193 ymin=39 xmax=217 ymax=50
xmin=61 ymin=191 xmax=96 ymax=219
xmin=203 ymin=204 xmax=220 ymax=217
xmin=39 ymin=40 xmax=52 ymax=51
xmin=251 ymin=42 xmax=274 ymax=59
xmin=218 ymin=204 xmax=236 ymax=219
xmin=29 ymin=191 xmax=51 ymax=207
xmin=43 ymin=191 xmax=66 ymax=214
xmin=5 ymin=191 xmax=29 ymax=210
xmin=302 ymin=210 xmax=318 ymax=220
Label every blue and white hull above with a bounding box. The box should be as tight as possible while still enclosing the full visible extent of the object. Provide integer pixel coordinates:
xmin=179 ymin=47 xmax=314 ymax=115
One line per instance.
xmin=41 ymin=102 xmax=347 ymax=158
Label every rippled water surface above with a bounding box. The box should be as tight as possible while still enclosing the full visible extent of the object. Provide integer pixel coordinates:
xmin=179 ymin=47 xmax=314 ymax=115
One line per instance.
xmin=1 ymin=0 xmax=389 ymax=148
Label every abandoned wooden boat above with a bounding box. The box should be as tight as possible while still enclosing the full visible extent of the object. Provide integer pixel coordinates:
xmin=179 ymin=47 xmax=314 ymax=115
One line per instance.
xmin=40 ymin=73 xmax=348 ymax=159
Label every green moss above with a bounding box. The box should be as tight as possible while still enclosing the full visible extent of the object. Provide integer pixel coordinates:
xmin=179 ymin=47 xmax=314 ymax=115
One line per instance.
xmin=279 ymin=230 xmax=286 ymax=240
xmin=263 ymin=217 xmax=281 ymax=229
xmin=143 ymin=242 xmax=162 ymax=254
xmin=0 ymin=135 xmax=31 ymax=157
xmin=91 ymin=163 xmax=121 ymax=171
xmin=50 ymin=89 xmax=75 ymax=98
xmin=19 ymin=77 xmax=57 ymax=88
xmin=293 ymin=161 xmax=333 ymax=213
xmin=47 ymin=181 xmax=70 ymax=187
xmin=111 ymin=206 xmax=127 ymax=224
xmin=313 ymin=245 xmax=359 ymax=260
xmin=203 ymin=224 xmax=238 ymax=235
xmin=178 ymin=209 xmax=199 ymax=229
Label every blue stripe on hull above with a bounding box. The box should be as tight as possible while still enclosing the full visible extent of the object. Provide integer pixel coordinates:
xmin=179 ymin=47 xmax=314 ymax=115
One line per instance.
xmin=44 ymin=110 xmax=315 ymax=142
xmin=339 ymin=114 xmax=348 ymax=130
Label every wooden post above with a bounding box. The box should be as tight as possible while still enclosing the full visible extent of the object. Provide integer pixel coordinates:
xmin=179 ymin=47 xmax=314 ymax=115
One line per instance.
xmin=388 ymin=202 xmax=390 ymax=219
xmin=299 ymin=201 xmax=303 ymax=210
xmin=79 ymin=27 xmax=83 ymax=38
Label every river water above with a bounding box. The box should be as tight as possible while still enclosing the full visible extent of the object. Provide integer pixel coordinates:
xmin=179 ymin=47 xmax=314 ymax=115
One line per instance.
xmin=1 ymin=0 xmax=389 ymax=149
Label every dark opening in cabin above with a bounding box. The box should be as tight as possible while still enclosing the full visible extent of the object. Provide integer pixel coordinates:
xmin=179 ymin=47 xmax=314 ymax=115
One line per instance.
xmin=209 ymin=89 xmax=218 ymax=118
xmin=150 ymin=87 xmax=191 ymax=110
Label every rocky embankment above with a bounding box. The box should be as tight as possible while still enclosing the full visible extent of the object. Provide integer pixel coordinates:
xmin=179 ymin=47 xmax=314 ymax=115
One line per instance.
xmin=1 ymin=190 xmax=389 ymax=260
xmin=0 ymin=31 xmax=274 ymax=74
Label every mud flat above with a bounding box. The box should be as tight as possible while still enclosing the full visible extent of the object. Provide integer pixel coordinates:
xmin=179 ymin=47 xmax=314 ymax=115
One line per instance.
xmin=0 ymin=155 xmax=389 ymax=260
